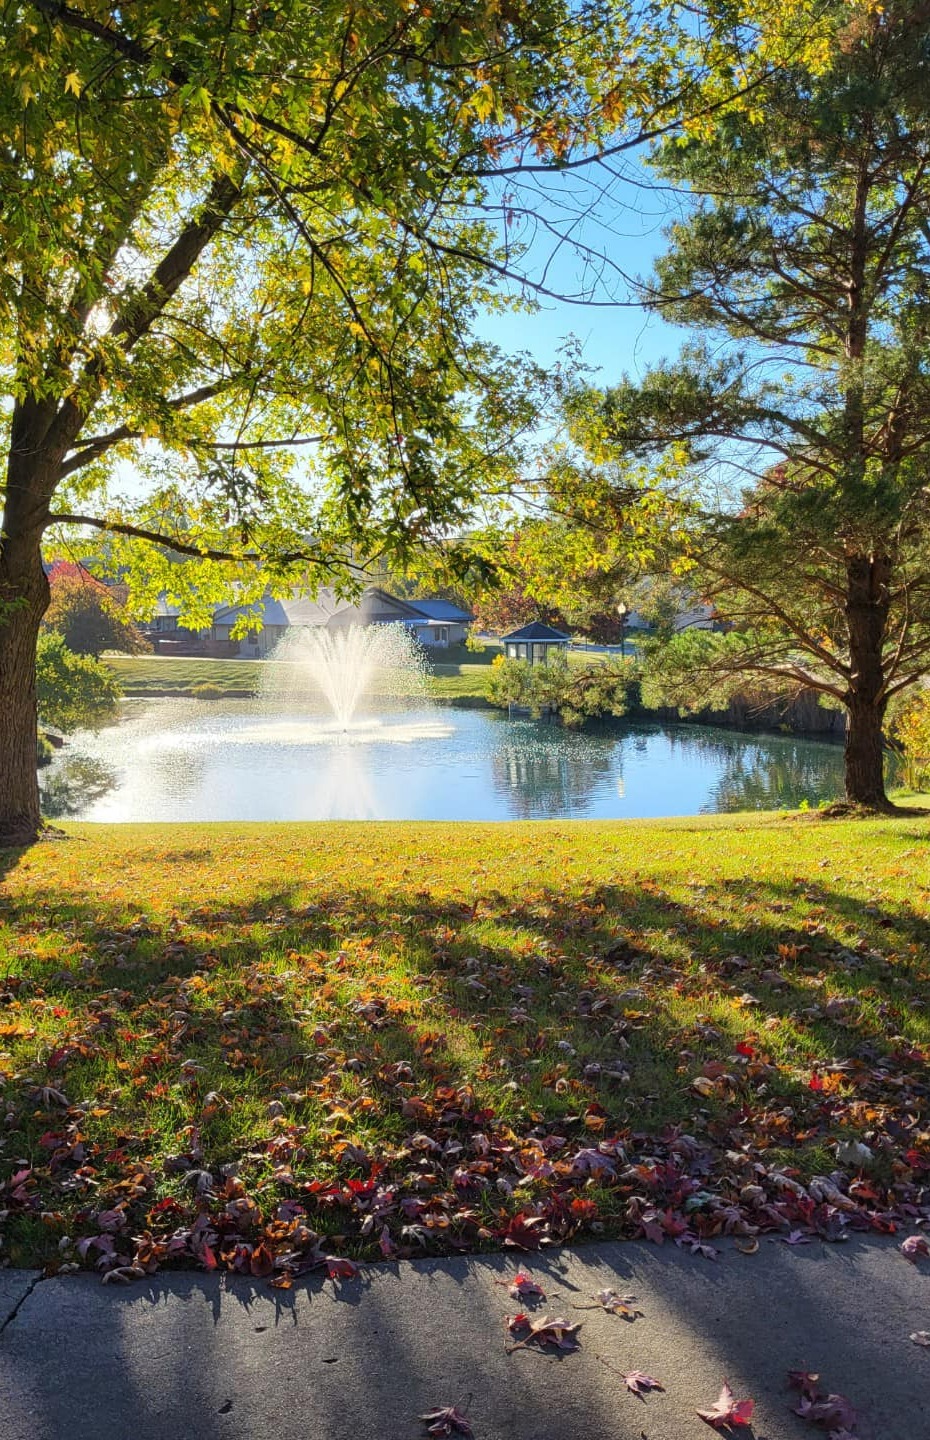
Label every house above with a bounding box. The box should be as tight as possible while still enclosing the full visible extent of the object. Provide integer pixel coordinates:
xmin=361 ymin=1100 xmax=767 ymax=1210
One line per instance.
xmin=401 ymin=598 xmax=473 ymax=649
xmin=672 ymin=601 xmax=720 ymax=632
xmin=145 ymin=586 xmax=474 ymax=656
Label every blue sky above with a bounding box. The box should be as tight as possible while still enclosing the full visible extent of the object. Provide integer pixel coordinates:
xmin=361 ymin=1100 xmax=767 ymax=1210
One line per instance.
xmin=473 ymin=157 xmax=691 ymax=384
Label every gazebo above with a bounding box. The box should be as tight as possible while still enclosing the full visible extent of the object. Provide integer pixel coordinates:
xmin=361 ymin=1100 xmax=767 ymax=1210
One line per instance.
xmin=500 ymin=621 xmax=571 ymax=665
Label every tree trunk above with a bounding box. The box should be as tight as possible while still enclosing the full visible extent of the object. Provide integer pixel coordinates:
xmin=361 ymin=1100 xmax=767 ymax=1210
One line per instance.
xmin=0 ymin=415 xmax=54 ymax=846
xmin=844 ymin=696 xmax=888 ymax=808
xmin=0 ymin=558 xmax=48 ymax=846
xmin=844 ymin=552 xmax=890 ymax=809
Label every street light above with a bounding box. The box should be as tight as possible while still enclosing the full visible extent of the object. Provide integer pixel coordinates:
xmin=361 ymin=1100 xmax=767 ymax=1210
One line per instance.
xmin=616 ymin=601 xmax=629 ymax=658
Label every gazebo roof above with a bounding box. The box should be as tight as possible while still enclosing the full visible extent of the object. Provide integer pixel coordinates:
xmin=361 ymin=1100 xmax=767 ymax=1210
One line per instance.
xmin=500 ymin=621 xmax=571 ymax=642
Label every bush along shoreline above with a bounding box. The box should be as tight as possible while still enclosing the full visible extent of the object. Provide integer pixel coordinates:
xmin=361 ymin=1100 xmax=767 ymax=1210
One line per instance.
xmin=484 ymin=651 xmax=847 ymax=741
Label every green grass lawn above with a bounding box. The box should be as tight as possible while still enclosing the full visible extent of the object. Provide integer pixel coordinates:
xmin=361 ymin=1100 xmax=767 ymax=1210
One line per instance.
xmin=105 ymin=654 xmax=496 ymax=704
xmin=1 ymin=812 xmax=928 ymax=1278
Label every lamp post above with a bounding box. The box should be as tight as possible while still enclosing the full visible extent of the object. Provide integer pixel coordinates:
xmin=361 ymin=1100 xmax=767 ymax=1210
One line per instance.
xmin=617 ymin=601 xmax=629 ymax=658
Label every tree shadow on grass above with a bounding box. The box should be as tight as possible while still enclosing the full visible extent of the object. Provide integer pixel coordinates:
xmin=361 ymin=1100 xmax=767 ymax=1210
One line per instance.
xmin=2 ymin=863 xmax=927 ymax=1267
xmin=1 ymin=836 xmax=927 ymax=1436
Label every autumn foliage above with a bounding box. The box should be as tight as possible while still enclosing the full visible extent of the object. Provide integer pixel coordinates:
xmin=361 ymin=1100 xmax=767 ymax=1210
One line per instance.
xmin=43 ymin=564 xmax=150 ymax=657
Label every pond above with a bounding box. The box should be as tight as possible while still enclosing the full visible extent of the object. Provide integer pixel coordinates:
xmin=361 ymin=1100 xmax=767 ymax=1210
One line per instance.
xmin=40 ymin=698 xmax=846 ymax=822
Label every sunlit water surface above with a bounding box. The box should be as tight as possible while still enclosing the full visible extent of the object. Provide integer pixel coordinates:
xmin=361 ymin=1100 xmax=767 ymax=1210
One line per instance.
xmin=41 ymin=698 xmax=846 ymax=822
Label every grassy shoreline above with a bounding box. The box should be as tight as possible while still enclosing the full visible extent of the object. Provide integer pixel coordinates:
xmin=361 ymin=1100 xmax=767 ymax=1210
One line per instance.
xmin=1 ymin=812 xmax=928 ymax=1276
xmin=104 ymin=654 xmax=494 ymax=704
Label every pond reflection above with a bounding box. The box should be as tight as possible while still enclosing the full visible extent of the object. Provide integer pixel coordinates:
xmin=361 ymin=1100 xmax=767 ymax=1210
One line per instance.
xmin=40 ymin=699 xmax=846 ymax=822
xmin=40 ymin=755 xmax=118 ymax=818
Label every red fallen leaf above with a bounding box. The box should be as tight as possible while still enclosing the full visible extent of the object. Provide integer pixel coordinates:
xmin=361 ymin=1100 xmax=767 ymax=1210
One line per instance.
xmin=735 ymin=1041 xmax=755 ymax=1057
xmin=502 ymin=1212 xmax=550 ymax=1250
xmin=568 ymin=1196 xmax=601 ymax=1224
xmin=325 ymin=1256 xmax=360 ymax=1280
xmin=808 ymin=1072 xmax=824 ymax=1091
xmin=503 ymin=1271 xmax=546 ymax=1300
xmin=900 ymin=1235 xmax=930 ymax=1262
xmin=420 ymin=1406 xmax=473 ymax=1436
xmin=622 ymin=1370 xmax=664 ymax=1398
xmin=505 ymin=1313 xmax=581 ymax=1353
xmin=697 ymin=1380 xmax=755 ymax=1430
xmin=793 ymin=1391 xmax=858 ymax=1430
xmin=147 ymin=1197 xmax=182 ymax=1219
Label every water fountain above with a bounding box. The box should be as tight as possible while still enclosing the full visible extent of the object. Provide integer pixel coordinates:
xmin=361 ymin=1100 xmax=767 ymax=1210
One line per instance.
xmin=267 ymin=622 xmax=422 ymax=721
xmin=259 ymin=621 xmax=455 ymax=744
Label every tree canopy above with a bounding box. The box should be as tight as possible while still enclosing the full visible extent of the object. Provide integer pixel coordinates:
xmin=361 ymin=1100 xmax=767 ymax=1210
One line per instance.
xmin=0 ymin=0 xmax=844 ymax=838
xmin=43 ymin=563 xmax=150 ymax=655
xmin=35 ymin=632 xmax=122 ymax=732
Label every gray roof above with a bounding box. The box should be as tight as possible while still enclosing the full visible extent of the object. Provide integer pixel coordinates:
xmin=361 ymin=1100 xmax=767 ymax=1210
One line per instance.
xmin=501 ymin=621 xmax=571 ymax=642
xmin=213 ymin=597 xmax=291 ymax=628
xmin=152 ymin=596 xmax=182 ymax=619
xmin=408 ymin=598 xmax=472 ymax=622
xmin=149 ymin=585 xmax=460 ymax=630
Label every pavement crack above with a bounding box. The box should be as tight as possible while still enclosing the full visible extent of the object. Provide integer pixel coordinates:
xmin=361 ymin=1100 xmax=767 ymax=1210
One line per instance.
xmin=0 ymin=1274 xmax=44 ymax=1337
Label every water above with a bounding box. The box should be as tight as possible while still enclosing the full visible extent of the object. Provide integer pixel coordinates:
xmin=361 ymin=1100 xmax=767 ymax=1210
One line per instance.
xmin=40 ymin=698 xmax=846 ymax=822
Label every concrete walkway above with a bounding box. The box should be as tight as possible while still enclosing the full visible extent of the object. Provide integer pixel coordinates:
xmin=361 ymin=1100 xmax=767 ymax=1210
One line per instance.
xmin=1 ymin=1237 xmax=926 ymax=1439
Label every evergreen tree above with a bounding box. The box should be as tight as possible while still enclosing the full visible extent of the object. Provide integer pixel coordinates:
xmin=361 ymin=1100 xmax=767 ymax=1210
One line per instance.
xmin=562 ymin=2 xmax=930 ymax=807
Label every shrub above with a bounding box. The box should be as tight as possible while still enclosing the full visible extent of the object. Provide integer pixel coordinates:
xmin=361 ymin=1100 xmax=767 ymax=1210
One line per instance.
xmin=190 ymin=682 xmax=225 ymax=699
xmin=464 ymin=633 xmax=486 ymax=654
xmin=36 ymin=633 xmax=122 ymax=732
xmin=36 ymin=733 xmax=55 ymax=767
xmin=486 ymin=654 xmax=634 ymax=727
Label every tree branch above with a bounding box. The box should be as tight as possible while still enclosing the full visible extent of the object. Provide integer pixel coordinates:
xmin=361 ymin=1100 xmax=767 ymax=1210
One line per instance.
xmin=47 ymin=512 xmax=329 ymax=567
xmin=60 ymin=381 xmax=230 ymax=476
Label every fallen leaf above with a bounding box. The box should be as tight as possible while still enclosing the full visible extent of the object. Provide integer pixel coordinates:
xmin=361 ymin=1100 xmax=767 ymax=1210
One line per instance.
xmin=787 ymin=1370 xmax=820 ymax=1398
xmin=910 ymin=1331 xmax=930 ymax=1347
xmin=793 ymin=1391 xmax=858 ymax=1431
xmin=734 ymin=1238 xmax=759 ymax=1256
xmin=900 ymin=1235 xmax=930 ymax=1262
xmin=420 ymin=1405 xmax=474 ymax=1436
xmin=502 ymin=1212 xmax=551 ymax=1251
xmin=595 ymin=1287 xmax=640 ymax=1317
xmin=505 ymin=1271 xmax=545 ymax=1300
xmin=622 ymin=1370 xmax=665 ymax=1399
xmin=324 ymin=1256 xmax=359 ymax=1280
xmin=506 ymin=1313 xmax=581 ymax=1353
xmin=697 ymin=1380 xmax=755 ymax=1430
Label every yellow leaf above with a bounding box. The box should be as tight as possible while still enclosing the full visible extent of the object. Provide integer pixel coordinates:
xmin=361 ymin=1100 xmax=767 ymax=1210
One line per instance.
xmin=64 ymin=71 xmax=82 ymax=97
